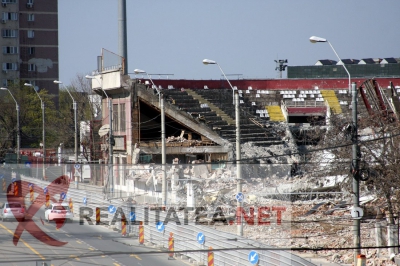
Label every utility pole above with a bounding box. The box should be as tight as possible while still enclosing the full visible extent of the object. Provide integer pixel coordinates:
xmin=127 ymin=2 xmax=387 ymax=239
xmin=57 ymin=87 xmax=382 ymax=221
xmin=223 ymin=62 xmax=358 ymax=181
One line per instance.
xmin=109 ymin=98 xmax=114 ymax=198
xmin=42 ymin=101 xmax=46 ymax=180
xmin=73 ymin=100 xmax=79 ymax=189
xmin=16 ymin=104 xmax=20 ymax=163
xmin=351 ymin=82 xmax=361 ymax=262
xmin=235 ymin=91 xmax=243 ymax=236
xmin=161 ymin=95 xmax=167 ymax=209
xmin=25 ymin=83 xmax=46 ymax=180
xmin=73 ymin=101 xmax=78 ymax=166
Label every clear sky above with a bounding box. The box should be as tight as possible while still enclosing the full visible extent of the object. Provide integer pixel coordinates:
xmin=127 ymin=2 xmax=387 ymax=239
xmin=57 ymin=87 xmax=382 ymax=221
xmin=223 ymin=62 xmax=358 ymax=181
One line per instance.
xmin=59 ymin=0 xmax=400 ymax=86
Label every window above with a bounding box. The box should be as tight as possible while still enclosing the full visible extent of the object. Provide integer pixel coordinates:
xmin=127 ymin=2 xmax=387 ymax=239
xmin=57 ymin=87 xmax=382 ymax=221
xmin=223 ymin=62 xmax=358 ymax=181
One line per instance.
xmin=28 ymin=47 xmax=35 ymax=55
xmin=111 ymin=103 xmax=126 ymax=132
xmin=113 ymin=104 xmax=118 ymax=131
xmin=2 ymin=29 xmax=17 ymax=38
xmin=7 ymin=203 xmax=22 ymax=208
xmin=120 ymin=103 xmax=125 ymax=131
xmin=26 ymin=0 xmax=33 ymax=7
xmin=2 ymin=62 xmax=17 ymax=70
xmin=114 ymin=136 xmax=126 ymax=151
xmin=27 ymin=0 xmax=33 ymax=3
xmin=28 ymin=63 xmax=35 ymax=71
xmin=2 ymin=12 xmax=18 ymax=21
xmin=2 ymin=79 xmax=7 ymax=86
xmin=27 ymin=14 xmax=34 ymax=21
xmin=2 ymin=0 xmax=17 ymax=4
xmin=27 ymin=30 xmax=34 ymax=38
xmin=2 ymin=46 xmax=18 ymax=54
xmin=53 ymin=205 xmax=70 ymax=211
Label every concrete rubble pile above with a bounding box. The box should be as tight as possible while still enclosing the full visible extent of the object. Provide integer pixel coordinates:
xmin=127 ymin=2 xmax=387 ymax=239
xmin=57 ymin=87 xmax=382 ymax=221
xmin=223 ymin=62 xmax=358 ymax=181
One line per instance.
xmin=127 ymin=128 xmax=397 ymax=265
xmin=166 ymin=135 xmax=203 ymax=146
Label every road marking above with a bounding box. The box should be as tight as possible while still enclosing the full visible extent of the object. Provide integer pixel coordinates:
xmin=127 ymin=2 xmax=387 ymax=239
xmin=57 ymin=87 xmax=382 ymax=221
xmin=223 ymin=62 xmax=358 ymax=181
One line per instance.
xmin=0 ymin=223 xmax=46 ymax=260
xmin=65 ymin=234 xmax=71 ymax=237
xmin=113 ymin=263 xmax=120 ymax=266
xmin=76 ymin=240 xmax=82 ymax=244
xmin=130 ymin=254 xmax=142 ymax=260
xmin=69 ymin=255 xmax=80 ymax=261
xmin=89 ymin=247 xmax=95 ymax=251
xmin=179 ymin=259 xmax=194 ymax=266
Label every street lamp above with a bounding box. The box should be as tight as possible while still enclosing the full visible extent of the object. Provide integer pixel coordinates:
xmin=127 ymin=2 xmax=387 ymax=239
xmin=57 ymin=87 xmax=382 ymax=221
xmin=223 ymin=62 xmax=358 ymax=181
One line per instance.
xmin=0 ymin=87 xmax=20 ymax=163
xmin=202 ymin=59 xmax=243 ymax=236
xmin=309 ymin=36 xmax=351 ymax=93
xmin=202 ymin=59 xmax=236 ymax=104
xmin=54 ymin=80 xmax=78 ymax=178
xmin=133 ymin=69 xmax=160 ymax=95
xmin=134 ymin=69 xmax=167 ymax=209
xmin=85 ymin=75 xmax=114 ymax=197
xmin=24 ymin=83 xmax=46 ymax=180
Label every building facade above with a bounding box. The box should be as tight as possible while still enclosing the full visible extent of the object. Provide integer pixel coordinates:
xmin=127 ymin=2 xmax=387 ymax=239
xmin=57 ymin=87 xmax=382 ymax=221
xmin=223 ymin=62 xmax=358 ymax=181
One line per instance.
xmin=1 ymin=0 xmax=58 ymax=100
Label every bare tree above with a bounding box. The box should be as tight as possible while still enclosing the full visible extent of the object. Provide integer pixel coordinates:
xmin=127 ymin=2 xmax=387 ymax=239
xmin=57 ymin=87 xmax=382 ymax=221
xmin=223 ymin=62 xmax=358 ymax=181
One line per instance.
xmin=305 ymin=103 xmax=400 ymax=224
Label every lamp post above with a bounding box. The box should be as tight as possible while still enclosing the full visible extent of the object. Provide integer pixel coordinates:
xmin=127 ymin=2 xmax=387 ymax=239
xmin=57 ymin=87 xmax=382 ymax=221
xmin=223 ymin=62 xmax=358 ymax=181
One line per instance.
xmin=202 ymin=59 xmax=236 ymax=104
xmin=85 ymin=75 xmax=114 ymax=197
xmin=54 ymin=80 xmax=78 ymax=183
xmin=202 ymin=59 xmax=243 ymax=236
xmin=351 ymin=82 xmax=361 ymax=262
xmin=309 ymin=36 xmax=351 ymax=94
xmin=24 ymin=83 xmax=45 ymax=180
xmin=133 ymin=69 xmax=167 ymax=209
xmin=1 ymin=87 xmax=20 ymax=163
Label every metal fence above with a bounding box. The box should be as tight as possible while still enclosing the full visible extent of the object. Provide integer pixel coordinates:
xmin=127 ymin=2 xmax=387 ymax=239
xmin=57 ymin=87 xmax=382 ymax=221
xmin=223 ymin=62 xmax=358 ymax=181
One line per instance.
xmin=15 ymin=175 xmax=316 ymax=266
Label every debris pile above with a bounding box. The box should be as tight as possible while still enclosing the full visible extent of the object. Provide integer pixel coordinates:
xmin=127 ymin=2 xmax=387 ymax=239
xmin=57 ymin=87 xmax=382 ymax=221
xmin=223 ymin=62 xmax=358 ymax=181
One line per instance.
xmin=126 ymin=134 xmax=398 ymax=265
xmin=166 ymin=135 xmax=202 ymax=146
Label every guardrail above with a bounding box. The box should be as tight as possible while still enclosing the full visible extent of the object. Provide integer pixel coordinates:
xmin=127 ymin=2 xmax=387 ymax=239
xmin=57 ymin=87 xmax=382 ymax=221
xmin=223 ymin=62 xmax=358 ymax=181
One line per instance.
xmin=18 ymin=175 xmax=316 ymax=266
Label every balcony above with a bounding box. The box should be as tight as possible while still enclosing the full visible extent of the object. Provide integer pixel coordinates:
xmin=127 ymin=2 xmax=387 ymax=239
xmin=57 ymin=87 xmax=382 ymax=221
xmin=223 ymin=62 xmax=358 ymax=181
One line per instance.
xmin=89 ymin=70 xmax=128 ymax=96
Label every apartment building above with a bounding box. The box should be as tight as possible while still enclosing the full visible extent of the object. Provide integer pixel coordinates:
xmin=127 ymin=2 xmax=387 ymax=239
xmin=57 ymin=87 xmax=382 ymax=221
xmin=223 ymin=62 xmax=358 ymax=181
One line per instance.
xmin=1 ymin=0 xmax=58 ymax=101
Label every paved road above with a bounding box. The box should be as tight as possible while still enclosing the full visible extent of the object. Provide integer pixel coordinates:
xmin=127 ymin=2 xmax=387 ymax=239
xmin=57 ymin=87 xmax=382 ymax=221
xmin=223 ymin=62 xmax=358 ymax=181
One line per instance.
xmin=0 ymin=194 xmax=190 ymax=266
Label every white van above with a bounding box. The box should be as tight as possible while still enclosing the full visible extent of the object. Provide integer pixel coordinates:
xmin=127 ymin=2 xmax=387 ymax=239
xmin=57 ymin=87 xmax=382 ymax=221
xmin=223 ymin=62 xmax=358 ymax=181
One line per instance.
xmin=81 ymin=164 xmax=91 ymax=183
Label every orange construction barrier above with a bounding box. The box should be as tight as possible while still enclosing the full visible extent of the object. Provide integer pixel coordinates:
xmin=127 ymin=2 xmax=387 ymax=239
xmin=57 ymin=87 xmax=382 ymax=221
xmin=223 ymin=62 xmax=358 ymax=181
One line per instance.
xmin=30 ymin=186 xmax=34 ymax=203
xmin=13 ymin=181 xmax=18 ymax=197
xmin=69 ymin=198 xmax=73 ymax=214
xmin=208 ymin=247 xmax=214 ymax=266
xmin=121 ymin=214 xmax=127 ymax=237
xmin=139 ymin=221 xmax=144 ymax=245
xmin=357 ymin=254 xmax=366 ymax=266
xmin=45 ymin=193 xmax=50 ymax=208
xmin=168 ymin=232 xmax=174 ymax=260
xmin=96 ymin=207 xmax=101 ymax=225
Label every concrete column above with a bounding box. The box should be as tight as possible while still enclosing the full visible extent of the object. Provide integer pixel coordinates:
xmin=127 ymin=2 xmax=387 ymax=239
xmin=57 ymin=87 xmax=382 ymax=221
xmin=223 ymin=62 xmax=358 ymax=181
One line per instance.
xmin=375 ymin=222 xmax=384 ymax=258
xmin=387 ymin=224 xmax=398 ymax=258
xmin=171 ymin=172 xmax=178 ymax=204
xmin=187 ymin=181 xmax=195 ymax=208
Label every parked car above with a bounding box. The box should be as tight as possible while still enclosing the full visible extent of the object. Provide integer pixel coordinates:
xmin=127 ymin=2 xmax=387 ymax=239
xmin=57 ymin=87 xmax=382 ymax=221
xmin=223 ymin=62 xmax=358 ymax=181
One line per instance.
xmin=44 ymin=203 xmax=73 ymax=222
xmin=0 ymin=202 xmax=25 ymax=221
